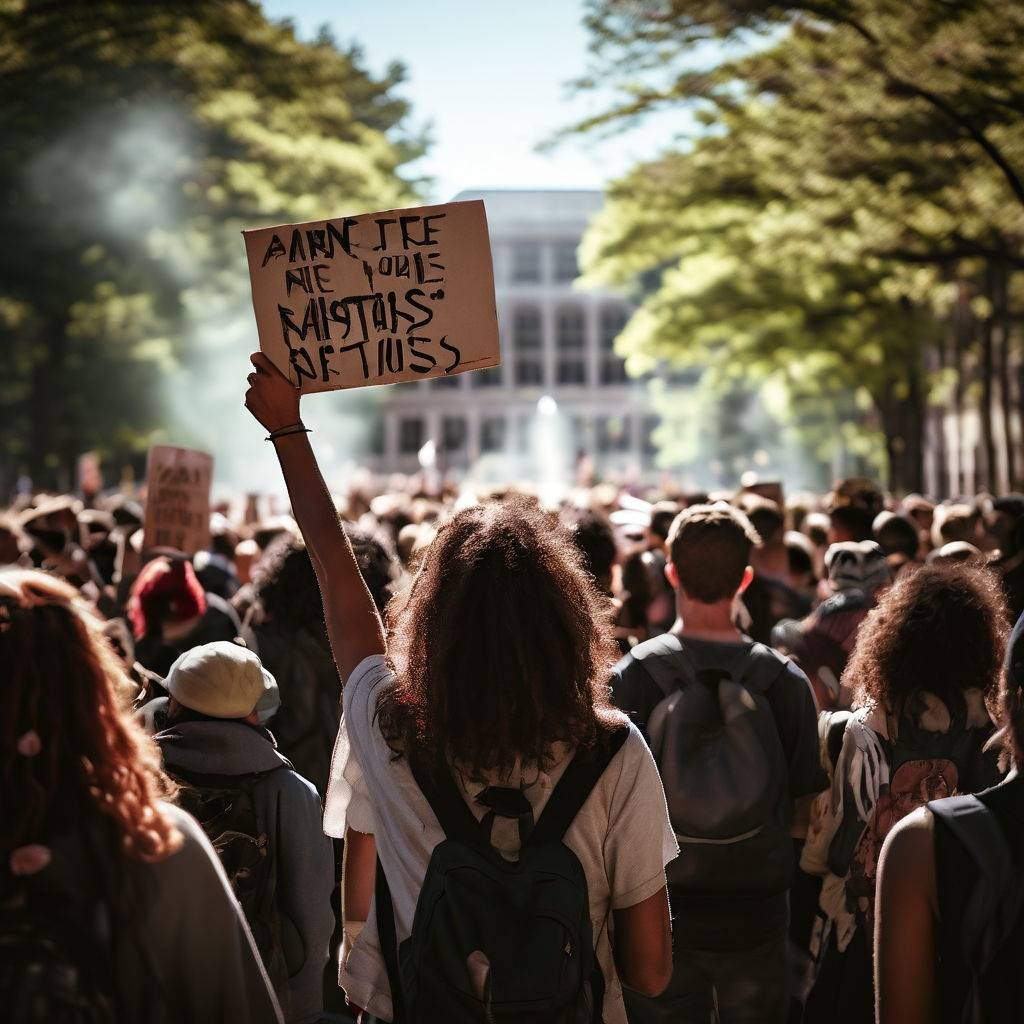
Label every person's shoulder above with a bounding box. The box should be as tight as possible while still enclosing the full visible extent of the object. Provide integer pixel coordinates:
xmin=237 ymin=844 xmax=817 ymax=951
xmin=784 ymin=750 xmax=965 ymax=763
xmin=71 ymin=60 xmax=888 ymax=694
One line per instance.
xmin=817 ymin=588 xmax=870 ymax=618
xmin=262 ymin=763 xmax=323 ymax=805
xmin=746 ymin=641 xmax=803 ymax=689
xmin=341 ymin=653 xmax=397 ymax=753
xmin=203 ymin=590 xmax=240 ymax=625
xmin=343 ymin=652 xmax=393 ymax=700
xmin=160 ymin=801 xmax=206 ymax=842
xmin=150 ymin=803 xmax=223 ymax=878
xmin=599 ymin=712 xmax=652 ymax=771
xmin=612 ymin=633 xmax=679 ymax=679
xmin=881 ymin=806 xmax=935 ymax=878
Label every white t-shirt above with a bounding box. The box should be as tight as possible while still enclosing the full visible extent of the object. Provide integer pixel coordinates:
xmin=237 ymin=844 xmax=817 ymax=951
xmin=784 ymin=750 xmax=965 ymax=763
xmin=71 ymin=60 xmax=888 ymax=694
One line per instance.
xmin=324 ymin=654 xmax=678 ymax=1024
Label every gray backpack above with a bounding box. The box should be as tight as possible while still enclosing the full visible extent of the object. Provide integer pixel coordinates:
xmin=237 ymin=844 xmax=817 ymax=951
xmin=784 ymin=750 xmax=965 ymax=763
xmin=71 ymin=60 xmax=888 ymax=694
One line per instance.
xmin=637 ymin=634 xmax=794 ymax=896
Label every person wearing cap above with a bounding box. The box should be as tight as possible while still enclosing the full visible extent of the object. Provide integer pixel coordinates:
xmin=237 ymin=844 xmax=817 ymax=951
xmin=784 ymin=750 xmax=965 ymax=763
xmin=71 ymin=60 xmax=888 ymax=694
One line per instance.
xmin=154 ymin=641 xmax=334 ymax=1024
xmin=128 ymin=555 xmax=242 ymax=676
xmin=772 ymin=541 xmax=891 ymax=712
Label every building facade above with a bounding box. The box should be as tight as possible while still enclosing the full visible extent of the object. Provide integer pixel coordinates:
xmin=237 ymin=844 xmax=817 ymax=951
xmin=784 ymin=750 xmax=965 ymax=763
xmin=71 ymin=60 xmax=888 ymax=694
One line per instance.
xmin=366 ymin=189 xmax=658 ymax=478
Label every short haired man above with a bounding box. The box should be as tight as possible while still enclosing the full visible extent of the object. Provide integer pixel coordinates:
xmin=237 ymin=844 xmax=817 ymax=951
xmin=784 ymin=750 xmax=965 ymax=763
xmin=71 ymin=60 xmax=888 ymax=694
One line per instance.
xmin=155 ymin=641 xmax=334 ymax=1024
xmin=611 ymin=504 xmax=825 ymax=1024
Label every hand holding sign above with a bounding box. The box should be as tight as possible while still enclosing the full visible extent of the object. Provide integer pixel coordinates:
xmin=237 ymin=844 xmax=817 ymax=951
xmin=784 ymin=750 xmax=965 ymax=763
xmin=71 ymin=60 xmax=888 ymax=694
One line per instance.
xmin=245 ymin=353 xmax=301 ymax=434
xmin=243 ymin=199 xmax=500 ymax=393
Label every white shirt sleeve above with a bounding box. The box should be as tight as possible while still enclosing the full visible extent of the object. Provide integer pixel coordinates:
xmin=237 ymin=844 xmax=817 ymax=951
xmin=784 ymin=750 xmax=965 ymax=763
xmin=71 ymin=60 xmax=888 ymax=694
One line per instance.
xmin=323 ymin=654 xmax=392 ymax=838
xmin=604 ymin=724 xmax=680 ymax=910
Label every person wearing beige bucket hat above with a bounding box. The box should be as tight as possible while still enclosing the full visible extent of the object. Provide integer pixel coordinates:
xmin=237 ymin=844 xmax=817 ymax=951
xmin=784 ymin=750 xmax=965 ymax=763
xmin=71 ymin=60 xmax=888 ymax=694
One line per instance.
xmin=154 ymin=641 xmax=334 ymax=1024
xmin=164 ymin=640 xmax=276 ymax=720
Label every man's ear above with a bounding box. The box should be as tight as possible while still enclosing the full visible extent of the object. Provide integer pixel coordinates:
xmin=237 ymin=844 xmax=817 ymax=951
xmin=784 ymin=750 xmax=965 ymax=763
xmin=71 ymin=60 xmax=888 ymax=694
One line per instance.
xmin=665 ymin=560 xmax=680 ymax=591
xmin=737 ymin=565 xmax=755 ymax=594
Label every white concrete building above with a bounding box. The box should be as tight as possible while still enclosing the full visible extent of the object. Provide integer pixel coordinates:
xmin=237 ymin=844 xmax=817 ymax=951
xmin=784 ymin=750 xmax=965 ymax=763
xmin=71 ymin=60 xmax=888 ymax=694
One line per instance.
xmin=366 ymin=189 xmax=658 ymax=478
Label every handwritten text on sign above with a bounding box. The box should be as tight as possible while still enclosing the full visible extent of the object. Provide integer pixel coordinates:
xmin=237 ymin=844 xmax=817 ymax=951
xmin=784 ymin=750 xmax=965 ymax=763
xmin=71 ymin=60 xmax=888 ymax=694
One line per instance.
xmin=143 ymin=445 xmax=213 ymax=556
xmin=243 ymin=200 xmax=499 ymax=392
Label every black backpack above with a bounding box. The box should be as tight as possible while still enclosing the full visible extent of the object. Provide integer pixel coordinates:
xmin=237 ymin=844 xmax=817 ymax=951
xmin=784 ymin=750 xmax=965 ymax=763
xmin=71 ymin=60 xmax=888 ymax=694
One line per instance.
xmin=168 ymin=766 xmax=290 ymax=999
xmin=634 ymin=634 xmax=793 ymax=896
xmin=375 ymin=727 xmax=629 ymax=1024
xmin=929 ymin=794 xmax=1024 ymax=1024
xmin=0 ymin=823 xmax=157 ymax=1024
xmin=0 ymin=896 xmax=117 ymax=1024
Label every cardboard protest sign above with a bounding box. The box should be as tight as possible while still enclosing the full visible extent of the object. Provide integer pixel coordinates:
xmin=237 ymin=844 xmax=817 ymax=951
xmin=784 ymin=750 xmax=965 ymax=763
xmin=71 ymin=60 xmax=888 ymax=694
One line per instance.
xmin=142 ymin=445 xmax=213 ymax=555
xmin=243 ymin=199 xmax=499 ymax=392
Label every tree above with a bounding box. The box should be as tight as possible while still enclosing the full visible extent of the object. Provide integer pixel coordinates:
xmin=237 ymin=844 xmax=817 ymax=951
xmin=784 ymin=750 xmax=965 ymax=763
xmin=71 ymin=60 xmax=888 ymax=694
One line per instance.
xmin=573 ymin=0 xmax=1024 ymax=493
xmin=0 ymin=1 xmax=425 ymax=493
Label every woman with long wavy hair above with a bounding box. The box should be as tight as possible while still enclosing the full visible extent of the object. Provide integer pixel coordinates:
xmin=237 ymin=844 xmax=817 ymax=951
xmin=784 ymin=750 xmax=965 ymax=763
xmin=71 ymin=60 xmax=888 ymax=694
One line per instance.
xmin=0 ymin=568 xmax=281 ymax=1023
xmin=876 ymin=609 xmax=1024 ymax=1023
xmin=245 ymin=352 xmax=676 ymax=1024
xmin=801 ymin=562 xmax=1008 ymax=1024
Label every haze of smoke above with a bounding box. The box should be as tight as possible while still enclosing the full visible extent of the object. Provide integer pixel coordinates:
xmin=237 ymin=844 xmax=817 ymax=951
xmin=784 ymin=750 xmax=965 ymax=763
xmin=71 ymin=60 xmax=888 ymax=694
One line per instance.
xmin=29 ymin=100 xmax=379 ymax=500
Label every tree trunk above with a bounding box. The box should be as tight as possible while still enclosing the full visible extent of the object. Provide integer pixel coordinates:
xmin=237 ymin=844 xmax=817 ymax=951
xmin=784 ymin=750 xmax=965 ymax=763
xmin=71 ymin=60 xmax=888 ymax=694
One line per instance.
xmin=905 ymin=360 xmax=926 ymax=494
xmin=995 ymin=260 xmax=1017 ymax=490
xmin=981 ymin=265 xmax=998 ymax=492
xmin=952 ymin=278 xmax=973 ymax=495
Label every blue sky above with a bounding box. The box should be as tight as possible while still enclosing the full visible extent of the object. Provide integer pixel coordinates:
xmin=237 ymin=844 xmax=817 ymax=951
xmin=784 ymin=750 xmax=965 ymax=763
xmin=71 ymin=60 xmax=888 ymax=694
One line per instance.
xmin=260 ymin=0 xmax=692 ymax=201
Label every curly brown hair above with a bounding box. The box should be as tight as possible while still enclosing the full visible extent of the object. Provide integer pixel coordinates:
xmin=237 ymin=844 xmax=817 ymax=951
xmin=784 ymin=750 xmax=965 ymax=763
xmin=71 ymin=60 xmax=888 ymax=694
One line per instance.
xmin=377 ymin=498 xmax=620 ymax=783
xmin=845 ymin=562 xmax=1009 ymax=725
xmin=1 ymin=569 xmax=180 ymax=863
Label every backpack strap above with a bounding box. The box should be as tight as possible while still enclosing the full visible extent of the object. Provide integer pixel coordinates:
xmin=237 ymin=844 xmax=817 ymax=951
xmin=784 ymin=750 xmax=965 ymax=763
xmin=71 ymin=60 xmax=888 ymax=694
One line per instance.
xmin=374 ymin=855 xmax=406 ymax=1024
xmin=633 ymin=632 xmax=695 ymax=699
xmin=739 ymin=642 xmax=793 ymax=693
xmin=527 ymin=725 xmax=630 ymax=847
xmin=929 ymin=794 xmax=1024 ymax=1024
xmin=409 ymin=758 xmax=497 ymax=852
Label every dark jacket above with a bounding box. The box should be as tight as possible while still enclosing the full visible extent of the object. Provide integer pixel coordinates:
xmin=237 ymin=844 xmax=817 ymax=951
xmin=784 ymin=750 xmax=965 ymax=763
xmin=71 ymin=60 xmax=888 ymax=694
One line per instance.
xmin=1 ymin=803 xmax=283 ymax=1024
xmin=155 ymin=719 xmax=334 ymax=1024
xmin=245 ymin=619 xmax=340 ymax=796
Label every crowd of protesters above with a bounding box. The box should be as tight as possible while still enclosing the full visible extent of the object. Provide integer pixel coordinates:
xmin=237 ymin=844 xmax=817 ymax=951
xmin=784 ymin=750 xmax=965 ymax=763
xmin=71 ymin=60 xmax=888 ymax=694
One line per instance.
xmin=3 ymin=355 xmax=1024 ymax=1023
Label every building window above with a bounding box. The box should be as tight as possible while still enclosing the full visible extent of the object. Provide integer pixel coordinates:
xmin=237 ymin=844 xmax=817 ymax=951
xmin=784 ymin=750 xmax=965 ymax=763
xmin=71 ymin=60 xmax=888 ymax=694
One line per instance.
xmin=399 ymin=417 xmax=424 ymax=454
xmin=597 ymin=415 xmax=631 ymax=453
xmin=442 ymin=416 xmax=467 ymax=453
xmin=511 ymin=242 xmax=542 ymax=283
xmin=554 ymin=241 xmax=579 ymax=282
xmin=471 ymin=365 xmax=503 ymax=388
xmin=556 ymin=305 xmax=586 ymax=386
xmin=367 ymin=417 xmax=384 ymax=456
xmin=600 ymin=305 xmax=630 ymax=384
xmin=641 ymin=415 xmax=659 ymax=457
xmin=515 ymin=414 xmax=532 ymax=454
xmin=513 ymin=306 xmax=544 ymax=386
xmin=570 ymin=415 xmax=592 ymax=455
xmin=432 ymin=372 xmax=460 ymax=389
xmin=481 ymin=416 xmax=506 ymax=453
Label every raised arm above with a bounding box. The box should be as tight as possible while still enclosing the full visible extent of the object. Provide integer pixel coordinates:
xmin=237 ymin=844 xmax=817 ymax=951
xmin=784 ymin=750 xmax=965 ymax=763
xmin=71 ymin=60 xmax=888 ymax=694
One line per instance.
xmin=244 ymin=352 xmax=385 ymax=680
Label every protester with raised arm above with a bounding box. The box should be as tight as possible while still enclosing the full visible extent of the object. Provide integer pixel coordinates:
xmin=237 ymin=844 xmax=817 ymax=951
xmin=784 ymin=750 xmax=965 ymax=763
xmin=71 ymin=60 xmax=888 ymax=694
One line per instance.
xmin=245 ymin=351 xmax=677 ymax=1024
xmin=244 ymin=353 xmax=386 ymax=682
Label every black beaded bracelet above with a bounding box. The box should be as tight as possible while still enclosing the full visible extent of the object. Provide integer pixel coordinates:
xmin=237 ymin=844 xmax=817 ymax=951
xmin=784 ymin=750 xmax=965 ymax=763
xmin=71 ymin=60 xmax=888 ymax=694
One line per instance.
xmin=266 ymin=422 xmax=310 ymax=442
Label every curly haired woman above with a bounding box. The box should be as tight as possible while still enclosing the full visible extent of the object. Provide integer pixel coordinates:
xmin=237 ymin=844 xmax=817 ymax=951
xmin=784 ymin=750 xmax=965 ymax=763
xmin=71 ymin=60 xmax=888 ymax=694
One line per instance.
xmin=801 ymin=562 xmax=1008 ymax=1024
xmin=0 ymin=568 xmax=281 ymax=1023
xmin=245 ymin=352 xmax=677 ymax=1024
xmin=876 ymin=608 xmax=1024 ymax=1024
